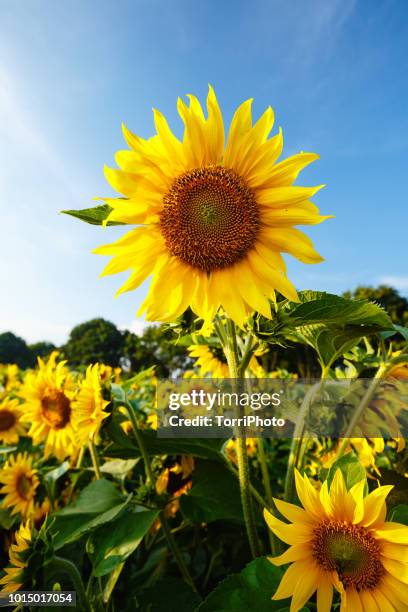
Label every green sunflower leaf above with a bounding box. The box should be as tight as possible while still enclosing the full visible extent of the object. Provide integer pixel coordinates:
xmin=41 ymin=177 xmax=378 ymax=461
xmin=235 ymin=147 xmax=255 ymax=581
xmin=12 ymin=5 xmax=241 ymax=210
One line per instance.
xmin=104 ymin=427 xmax=228 ymax=463
xmin=326 ymin=452 xmax=367 ymax=492
xmin=180 ymin=459 xmax=245 ymax=524
xmin=388 ymin=504 xmax=408 ymax=525
xmin=50 ymin=479 xmax=130 ymax=549
xmin=87 ymin=506 xmax=159 ymax=576
xmin=198 ymin=557 xmax=309 ymax=611
xmin=61 ymin=204 xmax=125 ymax=226
xmin=251 ymin=292 xmax=393 ymax=370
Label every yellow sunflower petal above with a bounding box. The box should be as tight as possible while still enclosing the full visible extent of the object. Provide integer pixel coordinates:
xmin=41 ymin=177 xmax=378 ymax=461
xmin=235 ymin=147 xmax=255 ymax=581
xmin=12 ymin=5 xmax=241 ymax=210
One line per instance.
xmin=273 ymin=497 xmax=315 ymax=525
xmin=361 ymin=485 xmax=393 ymax=528
xmin=272 ymin=559 xmax=311 ymax=600
xmin=345 ymin=588 xmax=363 ymax=612
xmin=268 ymin=543 xmax=311 ymax=566
xmin=316 ymin=572 xmax=334 ymax=612
xmin=375 ymin=522 xmax=408 ymax=544
xmin=290 ymin=563 xmax=321 ymax=612
xmin=358 ymin=589 xmax=380 ymax=612
xmin=261 ymin=228 xmax=324 ymax=264
xmin=264 ymin=508 xmax=312 ymax=545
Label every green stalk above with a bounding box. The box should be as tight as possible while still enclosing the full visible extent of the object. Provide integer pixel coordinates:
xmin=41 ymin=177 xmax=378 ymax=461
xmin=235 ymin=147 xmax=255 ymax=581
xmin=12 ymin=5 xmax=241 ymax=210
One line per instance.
xmin=88 ymin=437 xmax=101 ymax=480
xmin=284 ymin=380 xmax=323 ymax=503
xmin=223 ymin=317 xmax=261 ymax=558
xmin=123 ymin=399 xmax=198 ymax=594
xmin=336 ymin=362 xmax=388 ymax=459
xmin=51 ymin=556 xmax=90 ymax=612
xmin=257 ymin=438 xmax=278 ymax=554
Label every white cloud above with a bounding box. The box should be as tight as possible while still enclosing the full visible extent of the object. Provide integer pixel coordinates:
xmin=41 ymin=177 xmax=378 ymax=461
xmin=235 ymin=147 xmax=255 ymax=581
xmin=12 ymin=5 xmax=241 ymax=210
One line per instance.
xmin=379 ymin=276 xmax=408 ymax=291
xmin=122 ymin=319 xmax=155 ymax=336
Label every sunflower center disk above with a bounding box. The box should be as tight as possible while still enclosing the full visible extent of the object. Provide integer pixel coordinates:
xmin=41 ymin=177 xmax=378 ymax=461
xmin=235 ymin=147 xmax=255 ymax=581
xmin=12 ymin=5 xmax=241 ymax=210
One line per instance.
xmin=41 ymin=391 xmax=71 ymax=429
xmin=160 ymin=166 xmax=259 ymax=272
xmin=0 ymin=410 xmax=16 ymax=431
xmin=312 ymin=521 xmax=384 ymax=591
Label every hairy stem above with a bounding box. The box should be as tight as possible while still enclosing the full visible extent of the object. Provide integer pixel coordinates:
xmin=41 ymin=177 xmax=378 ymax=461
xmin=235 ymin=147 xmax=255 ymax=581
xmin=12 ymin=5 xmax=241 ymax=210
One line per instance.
xmin=223 ymin=317 xmax=261 ymax=558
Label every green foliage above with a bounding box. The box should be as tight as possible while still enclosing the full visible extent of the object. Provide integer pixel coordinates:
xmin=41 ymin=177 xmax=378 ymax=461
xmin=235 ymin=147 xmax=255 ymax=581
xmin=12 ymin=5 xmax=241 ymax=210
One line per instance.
xmin=0 ymin=331 xmax=35 ymax=368
xmin=61 ymin=204 xmax=125 ymax=226
xmin=137 ymin=577 xmax=202 ymax=612
xmin=326 ymin=452 xmax=367 ymax=492
xmin=251 ymin=291 xmax=393 ymax=371
xmin=50 ymin=479 xmax=130 ymax=549
xmin=122 ymin=325 xmax=191 ymax=377
xmin=62 ymin=318 xmax=124 ymax=367
xmin=198 ymin=557 xmax=308 ymax=611
xmin=343 ymin=285 xmax=408 ymax=327
xmin=180 ymin=460 xmax=244 ymax=524
xmin=28 ymin=341 xmax=56 ymax=360
xmin=87 ymin=507 xmax=159 ymax=576
xmin=105 ymin=427 xmax=228 ymax=463
xmin=388 ymin=504 xmax=408 ymax=525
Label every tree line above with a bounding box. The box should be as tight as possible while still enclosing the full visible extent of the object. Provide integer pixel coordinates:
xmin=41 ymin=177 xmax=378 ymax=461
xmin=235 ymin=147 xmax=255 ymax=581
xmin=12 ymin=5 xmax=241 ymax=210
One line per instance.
xmin=1 ymin=285 xmax=407 ymax=377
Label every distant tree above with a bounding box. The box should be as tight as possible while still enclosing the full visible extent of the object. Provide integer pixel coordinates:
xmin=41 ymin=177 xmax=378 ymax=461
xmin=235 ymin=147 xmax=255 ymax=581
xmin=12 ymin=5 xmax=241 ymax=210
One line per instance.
xmin=0 ymin=332 xmax=35 ymax=368
xmin=62 ymin=318 xmax=124 ymax=367
xmin=343 ymin=285 xmax=408 ymax=326
xmin=29 ymin=341 xmax=57 ymax=360
xmin=122 ymin=326 xmax=191 ymax=377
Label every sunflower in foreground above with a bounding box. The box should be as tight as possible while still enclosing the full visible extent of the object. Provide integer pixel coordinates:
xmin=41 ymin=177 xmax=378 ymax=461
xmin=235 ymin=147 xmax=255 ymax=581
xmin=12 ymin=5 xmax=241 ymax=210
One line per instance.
xmin=94 ymin=87 xmax=331 ymax=326
xmin=20 ymin=353 xmax=78 ymax=460
xmin=0 ymin=521 xmax=32 ymax=593
xmin=0 ymin=397 xmax=25 ymax=444
xmin=71 ymin=364 xmax=110 ymax=443
xmin=0 ymin=453 xmax=39 ymax=517
xmin=264 ymin=468 xmax=408 ymax=611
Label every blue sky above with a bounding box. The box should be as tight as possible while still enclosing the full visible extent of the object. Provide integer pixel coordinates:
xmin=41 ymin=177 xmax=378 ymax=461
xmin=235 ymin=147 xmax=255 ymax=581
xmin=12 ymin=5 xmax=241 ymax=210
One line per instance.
xmin=1 ymin=0 xmax=407 ymax=344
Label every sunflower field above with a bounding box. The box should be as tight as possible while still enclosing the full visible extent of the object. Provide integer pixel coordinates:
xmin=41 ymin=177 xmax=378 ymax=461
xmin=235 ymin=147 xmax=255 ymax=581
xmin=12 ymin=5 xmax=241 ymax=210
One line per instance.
xmin=1 ymin=88 xmax=408 ymax=612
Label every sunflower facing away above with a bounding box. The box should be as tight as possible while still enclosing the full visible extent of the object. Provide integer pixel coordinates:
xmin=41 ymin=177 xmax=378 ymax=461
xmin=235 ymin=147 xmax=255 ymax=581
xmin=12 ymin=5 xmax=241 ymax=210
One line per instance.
xmin=188 ymin=344 xmax=230 ymax=378
xmin=20 ymin=353 xmax=78 ymax=460
xmin=0 ymin=453 xmax=39 ymax=518
xmin=94 ymin=87 xmax=331 ymax=326
xmin=71 ymin=364 xmax=110 ymax=444
xmin=264 ymin=469 xmax=408 ymax=611
xmin=0 ymin=397 xmax=25 ymax=444
xmin=0 ymin=521 xmax=32 ymax=593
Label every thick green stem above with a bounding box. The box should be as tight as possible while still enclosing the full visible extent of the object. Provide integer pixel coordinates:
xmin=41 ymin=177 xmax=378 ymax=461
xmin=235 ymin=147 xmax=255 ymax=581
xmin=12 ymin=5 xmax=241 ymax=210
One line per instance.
xmin=88 ymin=438 xmax=101 ymax=480
xmin=223 ymin=318 xmax=261 ymax=558
xmin=124 ymin=399 xmax=155 ymax=484
xmin=51 ymin=556 xmax=90 ymax=612
xmin=123 ymin=398 xmax=197 ymax=593
xmin=336 ymin=362 xmax=388 ymax=459
xmin=257 ymin=438 xmax=278 ymax=554
xmin=284 ymin=381 xmax=323 ymax=503
xmin=159 ymin=510 xmax=198 ymax=594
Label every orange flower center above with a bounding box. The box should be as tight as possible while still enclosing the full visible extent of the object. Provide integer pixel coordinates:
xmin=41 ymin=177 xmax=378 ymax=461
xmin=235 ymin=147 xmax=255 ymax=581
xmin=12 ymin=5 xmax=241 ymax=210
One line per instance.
xmin=160 ymin=166 xmax=259 ymax=272
xmin=312 ymin=521 xmax=384 ymax=591
xmin=0 ymin=409 xmax=16 ymax=431
xmin=41 ymin=391 xmax=71 ymax=429
xmin=16 ymin=473 xmax=34 ymax=500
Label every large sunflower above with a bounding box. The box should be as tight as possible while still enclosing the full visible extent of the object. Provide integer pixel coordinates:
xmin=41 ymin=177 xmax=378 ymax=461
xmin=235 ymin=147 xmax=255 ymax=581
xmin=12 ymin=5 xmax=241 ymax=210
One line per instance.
xmin=0 ymin=453 xmax=39 ymax=517
xmin=264 ymin=469 xmax=408 ymax=611
xmin=19 ymin=353 xmax=78 ymax=460
xmin=71 ymin=364 xmax=110 ymax=444
xmin=94 ymin=87 xmax=330 ymax=326
xmin=0 ymin=398 xmax=25 ymax=445
xmin=0 ymin=521 xmax=32 ymax=593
